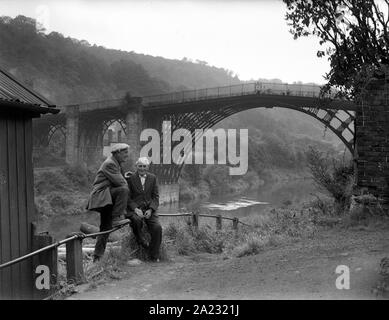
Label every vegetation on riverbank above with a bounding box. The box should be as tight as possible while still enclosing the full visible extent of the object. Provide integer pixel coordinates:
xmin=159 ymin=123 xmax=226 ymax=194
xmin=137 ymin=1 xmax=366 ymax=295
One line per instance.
xmin=34 ymin=166 xmax=94 ymax=217
xmin=51 ymin=190 xmax=389 ymax=299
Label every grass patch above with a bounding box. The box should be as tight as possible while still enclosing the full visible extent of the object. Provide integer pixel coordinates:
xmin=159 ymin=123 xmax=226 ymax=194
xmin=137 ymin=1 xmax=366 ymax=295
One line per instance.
xmin=232 ymin=234 xmax=268 ymax=257
xmin=163 ymin=205 xmax=319 ymax=259
xmin=164 ymin=221 xmax=233 ymax=255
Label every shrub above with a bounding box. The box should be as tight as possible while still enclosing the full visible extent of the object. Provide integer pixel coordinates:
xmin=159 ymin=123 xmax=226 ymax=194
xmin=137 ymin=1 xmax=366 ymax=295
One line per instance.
xmin=34 ymin=170 xmax=72 ymax=195
xmin=232 ymin=234 xmax=267 ymax=257
xmin=192 ymin=227 xmax=225 ymax=254
xmin=306 ymin=195 xmax=335 ymax=216
xmin=164 ymin=222 xmax=180 ymax=239
xmin=35 ymin=197 xmax=54 ymax=216
xmin=343 ymin=192 xmax=389 ymax=227
xmin=305 ymin=146 xmax=354 ymax=212
xmin=176 ymin=230 xmax=196 ymax=255
xmin=47 ymin=192 xmax=73 ymax=209
xmin=62 ymin=165 xmax=93 ymax=189
xmin=164 ymin=222 xmax=231 ymax=255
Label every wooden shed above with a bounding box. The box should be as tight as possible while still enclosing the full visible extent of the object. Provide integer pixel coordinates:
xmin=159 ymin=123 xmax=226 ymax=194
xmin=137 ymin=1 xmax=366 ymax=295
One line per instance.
xmin=0 ymin=67 xmax=58 ymax=299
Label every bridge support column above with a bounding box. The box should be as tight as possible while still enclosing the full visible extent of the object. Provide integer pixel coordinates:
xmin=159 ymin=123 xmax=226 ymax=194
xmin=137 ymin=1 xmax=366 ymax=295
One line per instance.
xmin=78 ymin=120 xmax=105 ymax=167
xmin=88 ymin=130 xmax=104 ymax=165
xmin=159 ymin=183 xmax=180 ymax=204
xmin=78 ymin=128 xmax=87 ymax=166
xmin=65 ymin=106 xmax=80 ymax=166
xmin=355 ymin=77 xmax=389 ymax=204
xmin=125 ymin=103 xmax=143 ymax=167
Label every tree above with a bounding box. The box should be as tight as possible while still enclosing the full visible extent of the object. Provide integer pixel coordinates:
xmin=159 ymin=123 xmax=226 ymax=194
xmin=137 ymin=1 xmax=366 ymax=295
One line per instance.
xmin=283 ymin=0 xmax=389 ymax=99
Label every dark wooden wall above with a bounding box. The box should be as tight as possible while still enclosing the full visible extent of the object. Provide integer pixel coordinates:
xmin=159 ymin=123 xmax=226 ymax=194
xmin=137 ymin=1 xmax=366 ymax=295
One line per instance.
xmin=0 ymin=114 xmax=35 ymax=299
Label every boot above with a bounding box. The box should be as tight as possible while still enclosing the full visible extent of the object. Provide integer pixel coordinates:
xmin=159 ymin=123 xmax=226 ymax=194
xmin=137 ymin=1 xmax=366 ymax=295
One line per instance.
xmin=112 ymin=216 xmax=130 ymax=227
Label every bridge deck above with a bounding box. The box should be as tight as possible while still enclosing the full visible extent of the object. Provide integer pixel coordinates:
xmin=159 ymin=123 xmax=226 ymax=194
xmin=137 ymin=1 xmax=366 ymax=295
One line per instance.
xmin=55 ymin=81 xmax=356 ymax=113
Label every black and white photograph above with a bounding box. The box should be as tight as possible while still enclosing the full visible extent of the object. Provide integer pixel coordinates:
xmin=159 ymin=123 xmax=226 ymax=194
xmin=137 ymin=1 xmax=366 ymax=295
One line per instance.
xmin=0 ymin=0 xmax=389 ymax=305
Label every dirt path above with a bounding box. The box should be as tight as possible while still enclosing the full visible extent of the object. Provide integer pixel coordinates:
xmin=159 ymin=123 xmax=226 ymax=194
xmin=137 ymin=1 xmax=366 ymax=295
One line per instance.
xmin=70 ymin=227 xmax=389 ymax=300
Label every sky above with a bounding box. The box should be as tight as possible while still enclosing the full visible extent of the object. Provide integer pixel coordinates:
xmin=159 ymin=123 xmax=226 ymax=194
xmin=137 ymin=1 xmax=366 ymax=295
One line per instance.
xmin=0 ymin=0 xmax=331 ymax=84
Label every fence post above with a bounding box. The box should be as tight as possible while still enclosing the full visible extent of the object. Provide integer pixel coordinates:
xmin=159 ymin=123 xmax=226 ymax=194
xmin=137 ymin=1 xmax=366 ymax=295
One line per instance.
xmin=232 ymin=217 xmax=239 ymax=231
xmin=216 ymin=214 xmax=222 ymax=230
xmin=32 ymin=226 xmax=58 ymax=300
xmin=191 ymin=211 xmax=199 ymax=230
xmin=66 ymin=235 xmax=85 ymax=284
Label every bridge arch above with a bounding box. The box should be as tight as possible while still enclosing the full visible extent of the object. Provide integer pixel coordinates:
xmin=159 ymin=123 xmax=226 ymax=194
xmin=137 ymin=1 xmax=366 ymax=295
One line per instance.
xmin=102 ymin=118 xmax=127 ymax=137
xmin=158 ymin=102 xmax=355 ymax=183
xmin=47 ymin=123 xmax=66 ymax=145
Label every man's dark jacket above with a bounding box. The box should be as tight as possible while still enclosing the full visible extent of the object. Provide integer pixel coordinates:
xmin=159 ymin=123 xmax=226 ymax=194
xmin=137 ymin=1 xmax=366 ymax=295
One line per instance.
xmin=86 ymin=156 xmax=128 ymax=211
xmin=126 ymin=172 xmax=159 ymax=213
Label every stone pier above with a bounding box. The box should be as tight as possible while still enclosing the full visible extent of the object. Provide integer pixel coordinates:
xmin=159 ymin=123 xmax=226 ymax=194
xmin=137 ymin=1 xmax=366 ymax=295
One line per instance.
xmin=355 ymin=77 xmax=389 ymax=204
xmin=159 ymin=183 xmax=180 ymax=204
xmin=125 ymin=102 xmax=143 ymax=167
xmin=65 ymin=105 xmax=80 ymax=166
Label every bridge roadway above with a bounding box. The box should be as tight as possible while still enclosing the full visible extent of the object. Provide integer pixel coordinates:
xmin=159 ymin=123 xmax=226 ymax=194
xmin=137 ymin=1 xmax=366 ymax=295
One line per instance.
xmin=36 ymin=81 xmax=356 ymax=122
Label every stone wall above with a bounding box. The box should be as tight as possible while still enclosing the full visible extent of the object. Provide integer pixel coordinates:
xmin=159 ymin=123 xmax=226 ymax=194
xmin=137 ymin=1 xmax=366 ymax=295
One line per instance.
xmin=355 ymin=77 xmax=389 ymax=203
xmin=65 ymin=105 xmax=80 ymax=165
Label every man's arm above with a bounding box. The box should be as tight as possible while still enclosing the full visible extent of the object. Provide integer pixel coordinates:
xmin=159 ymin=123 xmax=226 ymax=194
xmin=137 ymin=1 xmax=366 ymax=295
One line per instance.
xmin=149 ymin=176 xmax=159 ymax=212
xmin=102 ymin=162 xmax=128 ymax=187
xmin=128 ymin=177 xmax=140 ymax=211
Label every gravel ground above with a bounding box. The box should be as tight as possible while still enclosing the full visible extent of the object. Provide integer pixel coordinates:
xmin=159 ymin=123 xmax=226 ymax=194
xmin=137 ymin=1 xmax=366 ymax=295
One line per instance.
xmin=70 ymin=226 xmax=389 ymax=300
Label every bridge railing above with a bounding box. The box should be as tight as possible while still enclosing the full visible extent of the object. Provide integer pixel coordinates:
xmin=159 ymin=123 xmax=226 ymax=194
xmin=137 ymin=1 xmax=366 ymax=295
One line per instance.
xmin=142 ymin=81 xmax=331 ymax=106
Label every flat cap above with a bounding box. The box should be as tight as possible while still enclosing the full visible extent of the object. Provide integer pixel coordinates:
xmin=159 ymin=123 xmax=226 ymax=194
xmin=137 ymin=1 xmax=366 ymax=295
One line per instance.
xmin=111 ymin=143 xmax=130 ymax=153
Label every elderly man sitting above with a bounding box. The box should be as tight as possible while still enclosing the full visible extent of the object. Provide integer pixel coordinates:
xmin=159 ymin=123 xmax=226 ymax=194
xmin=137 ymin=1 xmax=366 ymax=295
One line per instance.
xmin=87 ymin=143 xmax=130 ymax=261
xmin=125 ymin=157 xmax=162 ymax=262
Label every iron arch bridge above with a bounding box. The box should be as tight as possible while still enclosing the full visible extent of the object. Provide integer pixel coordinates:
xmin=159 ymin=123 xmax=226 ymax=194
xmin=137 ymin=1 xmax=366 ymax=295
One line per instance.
xmin=33 ymin=82 xmax=356 ymax=184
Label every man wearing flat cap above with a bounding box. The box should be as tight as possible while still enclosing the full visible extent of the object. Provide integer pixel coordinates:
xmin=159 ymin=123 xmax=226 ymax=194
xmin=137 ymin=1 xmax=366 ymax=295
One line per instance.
xmin=87 ymin=143 xmax=130 ymax=261
xmin=125 ymin=157 xmax=162 ymax=262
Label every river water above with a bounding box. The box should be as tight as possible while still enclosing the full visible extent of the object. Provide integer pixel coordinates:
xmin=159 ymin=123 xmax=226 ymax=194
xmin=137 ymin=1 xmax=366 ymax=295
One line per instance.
xmin=36 ymin=178 xmax=321 ymax=240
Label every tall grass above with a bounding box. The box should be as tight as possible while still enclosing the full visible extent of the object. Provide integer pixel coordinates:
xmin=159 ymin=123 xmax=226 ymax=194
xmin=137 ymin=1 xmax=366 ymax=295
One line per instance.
xmin=305 ymin=146 xmax=354 ymax=213
xmin=162 ymin=204 xmax=319 ymax=259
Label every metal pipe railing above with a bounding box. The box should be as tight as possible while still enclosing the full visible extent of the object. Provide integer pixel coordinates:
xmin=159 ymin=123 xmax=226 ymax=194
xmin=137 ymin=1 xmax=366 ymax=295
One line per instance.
xmin=0 ymin=222 xmax=131 ymax=270
xmin=0 ymin=235 xmax=77 ymax=270
xmin=141 ymin=81 xmax=334 ymax=106
xmin=0 ymin=212 xmax=251 ymax=270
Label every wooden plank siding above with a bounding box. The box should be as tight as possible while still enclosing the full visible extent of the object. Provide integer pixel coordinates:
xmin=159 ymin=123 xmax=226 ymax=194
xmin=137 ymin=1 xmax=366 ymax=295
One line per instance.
xmin=0 ymin=115 xmax=35 ymax=299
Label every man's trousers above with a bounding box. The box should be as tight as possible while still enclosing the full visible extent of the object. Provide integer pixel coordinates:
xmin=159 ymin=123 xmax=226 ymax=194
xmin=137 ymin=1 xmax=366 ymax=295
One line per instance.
xmin=93 ymin=186 xmax=129 ymax=258
xmin=127 ymin=212 xmax=162 ymax=260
